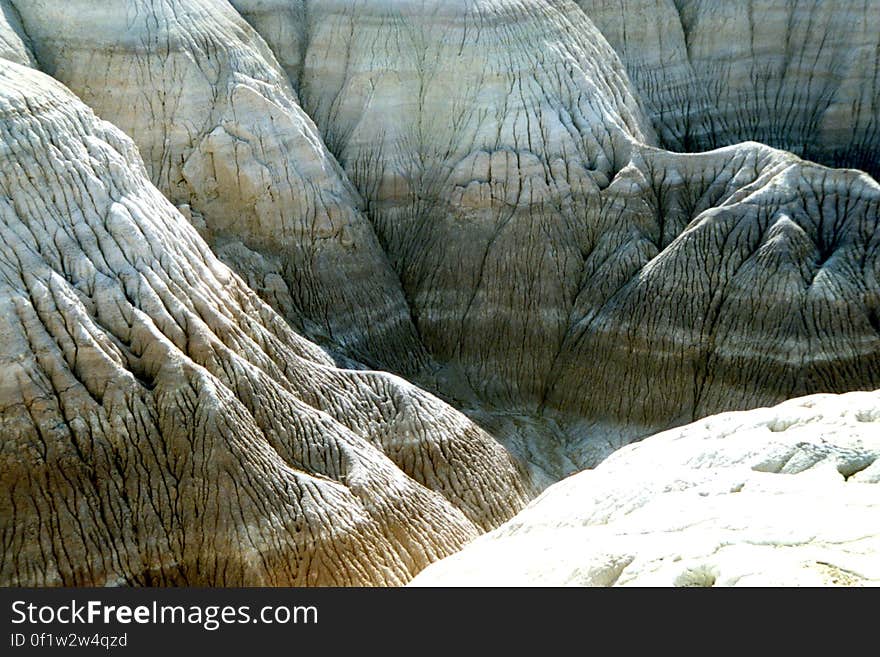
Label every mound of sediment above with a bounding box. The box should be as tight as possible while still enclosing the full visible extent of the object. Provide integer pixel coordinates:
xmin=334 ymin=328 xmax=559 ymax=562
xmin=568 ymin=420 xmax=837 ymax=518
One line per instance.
xmin=577 ymin=0 xmax=880 ymax=177
xmin=0 ymin=59 xmax=529 ymax=586
xmin=412 ymin=390 xmax=880 ymax=586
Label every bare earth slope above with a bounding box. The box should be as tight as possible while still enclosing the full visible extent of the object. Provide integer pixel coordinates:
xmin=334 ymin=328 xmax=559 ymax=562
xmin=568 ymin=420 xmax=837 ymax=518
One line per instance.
xmin=544 ymin=144 xmax=880 ymax=468
xmin=576 ymin=0 xmax=880 ymax=178
xmin=0 ymin=1 xmax=879 ymax=586
xmin=0 ymin=59 xmax=530 ymax=586
xmin=412 ymin=390 xmax=880 ymax=586
xmin=230 ymin=0 xmax=880 ymax=475
xmin=0 ymin=0 xmax=33 ymax=67
xmin=235 ymin=0 xmax=659 ymax=410
xmin=10 ymin=0 xmax=430 ymax=374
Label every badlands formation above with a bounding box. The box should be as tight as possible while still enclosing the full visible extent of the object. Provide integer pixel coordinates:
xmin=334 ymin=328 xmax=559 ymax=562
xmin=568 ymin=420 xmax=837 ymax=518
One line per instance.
xmin=0 ymin=60 xmax=529 ymax=585
xmin=0 ymin=0 xmax=878 ymax=586
xmin=577 ymin=0 xmax=880 ymax=178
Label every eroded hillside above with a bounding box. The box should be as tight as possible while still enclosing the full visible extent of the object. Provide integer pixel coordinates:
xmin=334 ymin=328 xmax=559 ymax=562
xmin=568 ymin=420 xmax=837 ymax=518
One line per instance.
xmin=0 ymin=59 xmax=528 ymax=585
xmin=1 ymin=0 xmax=878 ymax=585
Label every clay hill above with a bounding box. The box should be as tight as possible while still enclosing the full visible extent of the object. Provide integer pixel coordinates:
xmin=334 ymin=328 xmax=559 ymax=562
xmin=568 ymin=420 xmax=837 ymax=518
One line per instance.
xmin=1 ymin=0 xmax=878 ymax=586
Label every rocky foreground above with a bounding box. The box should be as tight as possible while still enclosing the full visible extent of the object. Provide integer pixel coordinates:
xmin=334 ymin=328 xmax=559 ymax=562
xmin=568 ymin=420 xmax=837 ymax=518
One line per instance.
xmin=412 ymin=391 xmax=880 ymax=586
xmin=0 ymin=0 xmax=878 ymax=586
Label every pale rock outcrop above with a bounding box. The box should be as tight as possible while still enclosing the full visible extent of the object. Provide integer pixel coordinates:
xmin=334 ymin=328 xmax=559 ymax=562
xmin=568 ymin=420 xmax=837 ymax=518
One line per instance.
xmin=10 ymin=0 xmax=428 ymax=373
xmin=411 ymin=390 xmax=880 ymax=586
xmin=0 ymin=0 xmax=33 ymax=66
xmin=577 ymin=0 xmax=880 ymax=177
xmin=0 ymin=59 xmax=530 ymax=586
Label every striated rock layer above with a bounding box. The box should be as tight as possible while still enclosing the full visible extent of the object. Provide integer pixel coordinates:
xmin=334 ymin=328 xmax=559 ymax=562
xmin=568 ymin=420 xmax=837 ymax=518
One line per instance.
xmin=233 ymin=0 xmax=656 ymax=410
xmin=576 ymin=0 xmax=880 ymax=178
xmin=0 ymin=0 xmax=33 ymax=66
xmin=1 ymin=0 xmax=879 ymax=586
xmin=10 ymin=2 xmax=876 ymax=456
xmin=412 ymin=390 xmax=880 ymax=586
xmin=229 ymin=0 xmax=880 ymax=475
xmin=11 ymin=0 xmax=429 ymax=374
xmin=543 ymin=144 xmax=880 ymax=469
xmin=0 ymin=59 xmax=530 ymax=586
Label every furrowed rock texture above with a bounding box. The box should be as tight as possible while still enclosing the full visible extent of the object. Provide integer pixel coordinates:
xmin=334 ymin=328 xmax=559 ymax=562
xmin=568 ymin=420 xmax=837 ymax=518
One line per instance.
xmin=0 ymin=0 xmax=33 ymax=67
xmin=235 ymin=0 xmax=658 ymax=408
xmin=4 ymin=2 xmax=880 ymax=490
xmin=542 ymin=144 xmax=880 ymax=469
xmin=576 ymin=0 xmax=880 ymax=178
xmin=228 ymin=0 xmax=308 ymax=88
xmin=411 ymin=390 xmax=880 ymax=586
xmin=232 ymin=0 xmax=880 ymax=474
xmin=10 ymin=0 xmax=429 ymax=374
xmin=0 ymin=60 xmax=531 ymax=586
